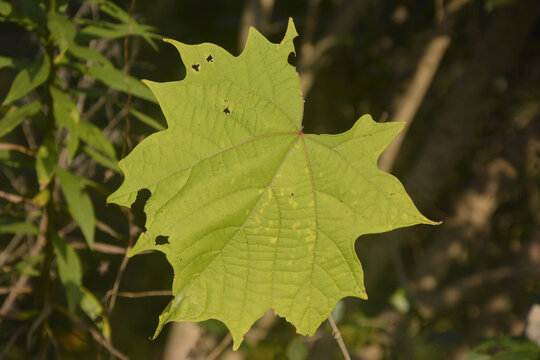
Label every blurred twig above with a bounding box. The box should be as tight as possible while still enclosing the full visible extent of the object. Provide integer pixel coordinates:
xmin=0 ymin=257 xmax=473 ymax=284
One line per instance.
xmin=401 ymin=0 xmax=540 ymax=294
xmin=303 ymin=0 xmax=322 ymax=45
xmin=367 ymin=0 xmax=480 ymax=301
xmin=95 ymin=219 xmax=123 ymax=240
xmin=378 ymin=35 xmax=451 ymax=172
xmin=106 ymin=214 xmax=133 ymax=314
xmin=107 ymin=0 xmax=137 ymax=317
xmin=107 ymin=290 xmax=172 ymax=300
xmin=299 ymin=0 xmax=367 ymax=95
xmin=121 ymin=0 xmax=135 ymax=153
xmin=0 ymin=215 xmax=47 ymax=324
xmin=0 ymin=325 xmax=27 ymax=360
xmin=378 ymin=0 xmax=474 ymax=172
xmin=87 ymin=322 xmax=129 ymax=360
xmin=0 ymin=286 xmax=32 ymax=295
xmin=0 ymin=190 xmax=40 ymax=205
xmin=0 ymin=234 xmax=25 ymax=267
xmin=238 ymin=0 xmax=276 ymax=51
xmin=21 ymin=119 xmax=38 ymax=150
xmin=26 ymin=304 xmax=51 ymax=349
xmin=204 ymin=333 xmax=233 ymax=360
xmin=71 ymin=241 xmax=126 ymax=255
xmin=328 ymin=314 xmax=351 ymax=360
xmin=0 ymin=143 xmax=34 ymax=155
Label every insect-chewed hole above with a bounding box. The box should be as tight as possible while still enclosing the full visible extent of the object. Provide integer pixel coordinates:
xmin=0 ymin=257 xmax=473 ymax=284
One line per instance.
xmin=223 ymin=106 xmax=231 ymax=115
xmin=131 ymin=188 xmax=151 ymax=230
xmin=206 ymin=54 xmax=214 ymax=63
xmin=191 ymin=63 xmax=200 ymax=72
xmin=155 ymin=235 xmax=169 ymax=245
xmin=287 ymin=51 xmax=297 ymax=67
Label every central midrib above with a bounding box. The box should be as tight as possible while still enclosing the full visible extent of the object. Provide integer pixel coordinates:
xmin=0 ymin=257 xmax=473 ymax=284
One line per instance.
xmin=173 ymin=132 xmax=303 ymax=309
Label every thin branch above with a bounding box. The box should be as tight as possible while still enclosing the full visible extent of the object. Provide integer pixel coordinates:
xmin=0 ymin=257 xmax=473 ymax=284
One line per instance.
xmin=115 ymin=290 xmax=172 ymax=299
xmin=108 ymin=0 xmax=137 ymax=316
xmin=0 ymin=190 xmax=26 ymax=203
xmin=84 ymin=322 xmax=129 ymax=360
xmin=0 ymin=325 xmax=27 ymax=360
xmin=204 ymin=333 xmax=233 ymax=360
xmin=0 ymin=286 xmax=32 ymax=295
xmin=378 ymin=0 xmax=474 ymax=172
xmin=106 ymin=242 xmax=132 ymax=313
xmin=446 ymin=0 xmax=474 ymax=14
xmin=21 ymin=119 xmax=38 ymax=150
xmin=83 ymin=95 xmax=108 ymax=120
xmin=303 ymin=0 xmax=322 ymax=45
xmin=45 ymin=325 xmax=60 ymax=360
xmin=121 ymin=0 xmax=136 ymax=154
xmin=75 ymin=2 xmax=102 ymax=114
xmin=328 ymin=314 xmax=351 ymax=360
xmin=53 ymin=303 xmax=128 ymax=360
xmin=434 ymin=0 xmax=445 ymax=24
xmin=57 ymin=220 xmax=79 ymax=237
xmin=95 ymin=219 xmax=123 ymax=240
xmin=238 ymin=0 xmax=276 ymax=50
xmin=0 ymin=234 xmax=25 ymax=267
xmin=103 ymin=108 xmax=128 ymax=137
xmin=0 ymin=143 xmax=34 ymax=155
xmin=26 ymin=304 xmax=52 ymax=348
xmin=0 ymin=215 xmax=47 ymax=324
xmin=378 ymin=34 xmax=451 ymax=172
xmin=298 ymin=0 xmax=367 ymax=95
xmin=0 ymin=282 xmax=30 ymax=317
xmin=71 ymin=241 xmax=127 ymax=255
xmin=0 ymin=190 xmax=40 ymax=205
xmin=2 ymin=168 xmax=27 ymax=195
xmin=2 ymin=239 xmax=30 ymax=266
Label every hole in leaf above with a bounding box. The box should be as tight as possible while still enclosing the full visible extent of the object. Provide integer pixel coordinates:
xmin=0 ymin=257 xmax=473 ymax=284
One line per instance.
xmin=131 ymin=189 xmax=151 ymax=230
xmin=191 ymin=63 xmax=200 ymax=72
xmin=287 ymin=51 xmax=297 ymax=67
xmin=206 ymin=54 xmax=214 ymax=63
xmin=155 ymin=235 xmax=169 ymax=246
xmin=223 ymin=106 xmax=231 ymax=115
xmin=291 ymin=192 xmax=294 ymax=196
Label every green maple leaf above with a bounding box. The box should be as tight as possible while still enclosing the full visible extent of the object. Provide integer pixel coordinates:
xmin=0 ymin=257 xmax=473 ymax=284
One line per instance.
xmin=108 ymin=18 xmax=436 ymax=349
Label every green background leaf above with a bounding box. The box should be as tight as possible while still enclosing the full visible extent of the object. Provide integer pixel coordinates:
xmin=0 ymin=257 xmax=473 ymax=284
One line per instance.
xmin=286 ymin=337 xmax=308 ymax=360
xmin=465 ymin=337 xmax=540 ymax=360
xmin=79 ymin=287 xmax=111 ymax=339
xmin=35 ymin=133 xmax=59 ymax=187
xmin=2 ymin=55 xmax=50 ymax=105
xmin=56 ymin=168 xmax=95 ymax=249
xmin=75 ymin=63 xmax=157 ymax=103
xmin=0 ymin=55 xmax=15 ymax=69
xmin=0 ymin=220 xmax=40 ymax=235
xmin=51 ymin=232 xmax=82 ymax=312
xmin=0 ymin=101 xmax=41 ymax=138
xmin=47 ymin=12 xmax=76 ymax=53
xmin=50 ymin=86 xmax=80 ymax=162
xmin=0 ymin=0 xmax=12 ymax=16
